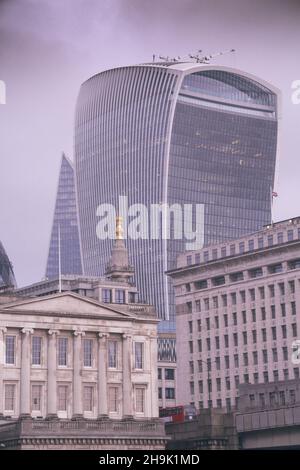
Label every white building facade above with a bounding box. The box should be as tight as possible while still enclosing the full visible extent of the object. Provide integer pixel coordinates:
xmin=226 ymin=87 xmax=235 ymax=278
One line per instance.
xmin=0 ymin=293 xmax=159 ymax=420
xmin=168 ymin=217 xmax=300 ymax=411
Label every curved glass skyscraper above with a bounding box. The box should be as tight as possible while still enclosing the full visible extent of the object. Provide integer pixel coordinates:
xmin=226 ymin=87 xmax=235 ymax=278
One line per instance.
xmin=75 ymin=63 xmax=280 ymax=330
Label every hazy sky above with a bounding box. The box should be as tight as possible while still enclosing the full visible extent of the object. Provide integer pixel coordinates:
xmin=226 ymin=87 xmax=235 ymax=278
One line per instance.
xmin=0 ymin=0 xmax=300 ymax=286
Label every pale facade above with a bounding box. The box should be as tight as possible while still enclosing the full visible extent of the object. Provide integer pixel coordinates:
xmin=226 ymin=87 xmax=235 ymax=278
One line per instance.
xmin=0 ymin=292 xmax=159 ymax=420
xmin=168 ymin=217 xmax=300 ymax=411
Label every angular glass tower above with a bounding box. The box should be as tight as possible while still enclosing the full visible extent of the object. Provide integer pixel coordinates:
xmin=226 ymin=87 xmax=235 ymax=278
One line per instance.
xmin=45 ymin=153 xmax=82 ymax=279
xmin=0 ymin=240 xmax=17 ymax=289
xmin=74 ymin=63 xmax=280 ymax=331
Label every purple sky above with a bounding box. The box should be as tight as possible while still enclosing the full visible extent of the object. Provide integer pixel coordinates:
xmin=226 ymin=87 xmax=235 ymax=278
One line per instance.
xmin=0 ymin=0 xmax=300 ymax=286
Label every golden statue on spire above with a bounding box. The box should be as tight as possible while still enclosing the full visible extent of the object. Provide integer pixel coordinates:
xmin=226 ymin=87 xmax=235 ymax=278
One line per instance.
xmin=116 ymin=216 xmax=124 ymax=240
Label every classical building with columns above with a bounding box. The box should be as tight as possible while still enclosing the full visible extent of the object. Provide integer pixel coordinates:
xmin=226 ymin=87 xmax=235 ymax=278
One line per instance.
xmin=0 ymin=220 xmax=167 ymax=449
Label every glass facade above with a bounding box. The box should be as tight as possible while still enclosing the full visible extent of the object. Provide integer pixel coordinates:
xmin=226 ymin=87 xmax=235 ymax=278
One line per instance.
xmin=74 ymin=64 xmax=279 ymax=332
xmin=0 ymin=241 xmax=16 ymax=289
xmin=46 ymin=153 xmax=82 ymax=279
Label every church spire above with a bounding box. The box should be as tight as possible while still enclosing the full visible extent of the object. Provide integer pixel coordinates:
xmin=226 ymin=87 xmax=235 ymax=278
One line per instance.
xmin=105 ymin=216 xmax=134 ymax=282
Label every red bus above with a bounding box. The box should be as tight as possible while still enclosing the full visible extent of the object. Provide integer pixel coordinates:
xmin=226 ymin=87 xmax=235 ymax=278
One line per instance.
xmin=159 ymin=404 xmax=197 ymax=423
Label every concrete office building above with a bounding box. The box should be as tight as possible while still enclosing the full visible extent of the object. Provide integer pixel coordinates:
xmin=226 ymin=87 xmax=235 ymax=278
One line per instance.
xmin=74 ymin=62 xmax=280 ymax=332
xmin=167 ymin=217 xmax=300 ymax=410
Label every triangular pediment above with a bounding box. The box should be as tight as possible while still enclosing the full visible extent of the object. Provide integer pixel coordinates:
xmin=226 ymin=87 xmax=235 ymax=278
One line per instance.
xmin=1 ymin=292 xmax=133 ymax=318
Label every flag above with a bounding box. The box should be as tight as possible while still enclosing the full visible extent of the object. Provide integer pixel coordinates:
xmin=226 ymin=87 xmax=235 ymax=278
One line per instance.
xmin=272 ymin=191 xmax=278 ymax=198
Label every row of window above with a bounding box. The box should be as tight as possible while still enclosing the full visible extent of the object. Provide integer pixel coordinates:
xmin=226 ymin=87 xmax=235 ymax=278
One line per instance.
xmin=157 ymin=368 xmax=175 ymax=380
xmin=3 ymin=383 xmax=146 ymax=414
xmin=158 ymin=387 xmax=175 ymax=400
xmin=191 ymin=368 xmax=300 ymax=397
xmin=187 ymin=303 xmax=297 ymax=335
xmin=4 ymin=336 xmax=144 ymax=370
xmin=186 ymin=281 xmax=296 ymax=307
xmin=186 ymin=226 xmax=300 ymax=266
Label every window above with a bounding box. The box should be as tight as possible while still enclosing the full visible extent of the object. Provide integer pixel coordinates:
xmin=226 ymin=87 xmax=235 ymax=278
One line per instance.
xmin=83 ymin=339 xmax=93 ymax=367
xmin=248 ymin=239 xmax=254 ymax=251
xmin=262 ymin=328 xmax=267 ymax=342
xmin=287 ymin=229 xmax=294 ymax=242
xmin=158 ymin=368 xmax=162 ymax=380
xmin=189 ymin=341 xmax=193 ymax=354
xmin=279 ymin=282 xmax=285 ymax=296
xmin=215 ymin=316 xmax=219 ymax=329
xmin=282 ymin=346 xmax=288 ymax=361
xmin=243 ymin=353 xmax=248 ymax=366
xmin=292 ymin=323 xmax=298 ymax=337
xmin=207 ymin=358 xmax=211 ymax=372
xmin=165 ymin=368 xmax=175 ymax=380
xmin=215 ymin=336 xmax=220 ymax=350
xmin=204 ymin=298 xmax=209 ymax=310
xmin=269 ymin=285 xmax=275 ymax=297
xmin=239 ymin=242 xmax=245 ymax=254
xmin=251 ymin=309 xmax=256 ymax=322
xmin=261 ymin=307 xmax=266 ymax=321
xmin=158 ymin=388 xmax=162 ymax=399
xmin=195 ymin=253 xmax=200 ymax=264
xmin=253 ymin=351 xmax=258 ymax=365
xmin=242 ymin=331 xmax=247 ymax=346
xmin=290 ymin=389 xmax=296 ymax=404
xmin=249 ymin=268 xmax=263 ymax=279
xmin=258 ymin=237 xmax=264 ymax=249
xmin=272 ymin=326 xmax=277 ymax=341
xmin=197 ymin=340 xmax=202 ymax=353
xmin=224 ymin=314 xmax=228 ymax=327
xmin=259 ymin=287 xmax=265 ymax=300
xmin=187 ymin=302 xmax=192 ymax=313
xmin=233 ymin=333 xmax=238 ymax=347
xmin=134 ymin=342 xmax=144 ymax=369
xmin=199 ymin=380 xmax=203 ymax=393
xmin=254 ymin=373 xmax=259 ymax=384
xmin=249 ymin=394 xmax=255 ymax=408
xmin=185 ymin=283 xmax=191 ymax=292
xmin=102 ymin=288 xmax=112 ymax=303
xmin=294 ymin=368 xmax=300 ymax=380
xmin=115 ymin=289 xmax=125 ymax=303
xmin=231 ymin=293 xmax=237 ymax=305
xmin=212 ymin=249 xmax=218 ymax=260
xmin=4 ymin=384 xmax=15 ymax=411
xmin=242 ymin=311 xmax=247 ymax=324
xmin=83 ymin=386 xmax=94 ymax=412
xmin=206 ymin=338 xmax=211 ymax=351
xmin=224 ymin=334 xmax=229 ymax=348
xmin=216 ymin=357 xmax=221 ymax=370
xmin=244 ymin=374 xmax=249 ymax=384
xmin=230 ymin=244 xmax=236 ymax=255
xmin=249 ymin=289 xmax=255 ymax=301
xmin=240 ymin=290 xmax=246 ymax=303
xmin=195 ymin=280 xmax=207 ymax=290
xmin=267 ymin=235 xmax=273 ymax=247
xmin=212 ymin=276 xmax=225 ymax=286
xmin=213 ymin=296 xmax=219 ymax=308
xmin=263 ymin=371 xmax=269 ymax=383
xmin=109 ymin=386 xmax=119 ymax=412
xmin=271 ymin=305 xmax=276 ymax=319
xmin=206 ymin=318 xmax=210 ymax=330
xmin=233 ymin=312 xmax=237 ymax=326
xmin=279 ymin=391 xmax=285 ymax=405
xmin=272 ymin=348 xmax=278 ymax=362
xmin=31 ymin=384 xmax=42 ymax=411
xmin=225 ymin=377 xmax=230 ymax=391
xmin=222 ymin=295 xmax=227 ymax=307
xmin=252 ymin=330 xmax=257 ymax=344
xmin=188 ymin=320 xmax=193 ymax=334
xmin=197 ymin=319 xmax=201 ymax=332
xmin=259 ymin=393 xmax=265 ymax=407
xmin=226 ymin=398 xmax=231 ymax=412
xmin=234 ymin=354 xmax=239 ymax=368
xmin=277 ymin=232 xmax=283 ymax=244
xmin=189 ymin=361 xmax=194 ymax=374
xmin=135 ymin=387 xmax=145 ymax=413
xmin=284 ymin=369 xmax=289 ymax=381
xmin=263 ymin=349 xmax=268 ymax=364
xmin=5 ymin=336 xmax=15 ymax=365
xmin=281 ymin=304 xmax=286 ymax=317
xmin=195 ymin=300 xmax=201 ymax=312
xmin=273 ymin=370 xmax=279 ymax=382
xmin=190 ymin=381 xmax=195 ymax=395
xmin=216 ymin=378 xmax=221 ymax=392
xmin=221 ymin=246 xmax=226 ymax=257
xmin=269 ymin=392 xmax=276 ymax=407
xmin=291 ymin=301 xmax=296 ymax=315
xmin=108 ymin=341 xmax=118 ymax=368
xmin=217 ymin=399 xmax=222 ymax=408
xmin=198 ymin=360 xmax=203 ymax=373
xmin=234 ymin=375 xmax=239 ymax=388
xmin=225 ymin=355 xmax=230 ymax=369
xmin=58 ymin=338 xmax=68 ymax=366
xmin=204 ymin=251 xmax=209 ymax=262
xmin=187 ymin=255 xmax=192 ymax=266
xmin=58 ymin=385 xmax=68 ymax=411
xmin=281 ymin=325 xmax=287 ymax=339
xmin=289 ymin=281 xmax=295 ymax=294
xmin=166 ymin=388 xmax=175 ymax=400
xmin=199 ymin=401 xmax=204 ymax=409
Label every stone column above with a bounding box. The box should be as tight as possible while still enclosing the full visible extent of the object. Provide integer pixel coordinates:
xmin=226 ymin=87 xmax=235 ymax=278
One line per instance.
xmin=20 ymin=328 xmax=34 ymax=417
xmin=72 ymin=330 xmax=85 ymax=418
xmin=0 ymin=327 xmax=7 ymax=417
xmin=98 ymin=333 xmax=108 ymax=418
xmin=150 ymin=334 xmax=159 ymax=418
xmin=122 ymin=334 xmax=133 ymax=418
xmin=47 ymin=329 xmax=59 ymax=418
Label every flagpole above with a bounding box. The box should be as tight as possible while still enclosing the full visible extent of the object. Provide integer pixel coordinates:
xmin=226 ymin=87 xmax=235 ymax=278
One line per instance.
xmin=58 ymin=223 xmax=62 ymax=293
xmin=270 ymin=185 xmax=273 ymax=224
